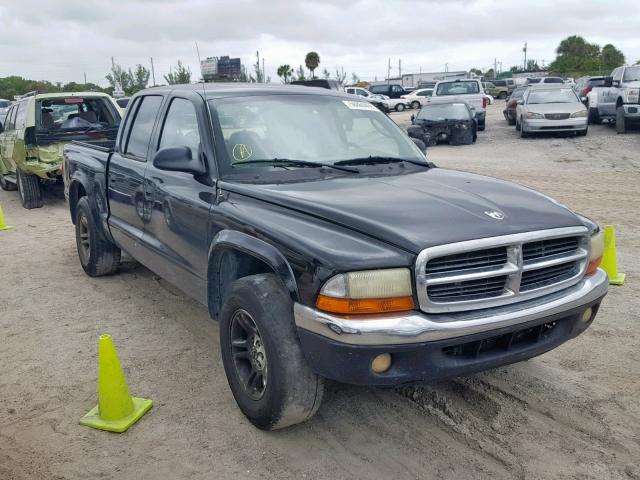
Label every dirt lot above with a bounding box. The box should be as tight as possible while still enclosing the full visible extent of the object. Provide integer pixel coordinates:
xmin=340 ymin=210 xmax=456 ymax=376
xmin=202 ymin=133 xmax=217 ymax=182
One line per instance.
xmin=1 ymin=102 xmax=639 ymax=480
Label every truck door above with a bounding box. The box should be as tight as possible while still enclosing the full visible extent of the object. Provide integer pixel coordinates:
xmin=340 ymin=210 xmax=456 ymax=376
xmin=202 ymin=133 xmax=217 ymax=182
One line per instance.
xmin=0 ymin=105 xmax=18 ymax=174
xmin=107 ymin=94 xmax=163 ymax=255
xmin=142 ymin=93 xmax=217 ymax=304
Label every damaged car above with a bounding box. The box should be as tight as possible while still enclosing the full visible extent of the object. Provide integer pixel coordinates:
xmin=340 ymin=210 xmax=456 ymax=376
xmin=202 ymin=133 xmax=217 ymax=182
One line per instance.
xmin=407 ymin=102 xmax=477 ymax=146
xmin=0 ymin=91 xmax=121 ymax=208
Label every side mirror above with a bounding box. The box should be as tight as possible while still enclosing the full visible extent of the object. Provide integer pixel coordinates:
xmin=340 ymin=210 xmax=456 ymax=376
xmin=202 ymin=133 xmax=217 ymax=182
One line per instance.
xmin=411 ymin=137 xmax=427 ymax=154
xmin=153 ymin=146 xmax=206 ymax=175
xmin=604 ymin=76 xmax=613 ymax=87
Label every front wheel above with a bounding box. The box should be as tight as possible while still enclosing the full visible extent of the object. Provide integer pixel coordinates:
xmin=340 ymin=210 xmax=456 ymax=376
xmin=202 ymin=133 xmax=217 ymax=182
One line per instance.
xmin=616 ymin=106 xmax=627 ymax=134
xmin=220 ymin=274 xmax=324 ymax=430
xmin=16 ymin=168 xmax=43 ymax=209
xmin=75 ymin=197 xmax=121 ymax=276
xmin=395 ymin=103 xmax=405 ymax=112
xmin=518 ymin=118 xmax=529 ymax=138
xmin=0 ymin=174 xmax=17 ymax=191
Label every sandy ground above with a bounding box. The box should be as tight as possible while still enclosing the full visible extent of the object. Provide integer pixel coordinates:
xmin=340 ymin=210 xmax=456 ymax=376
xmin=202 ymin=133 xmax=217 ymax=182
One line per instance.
xmin=1 ymin=102 xmax=639 ymax=480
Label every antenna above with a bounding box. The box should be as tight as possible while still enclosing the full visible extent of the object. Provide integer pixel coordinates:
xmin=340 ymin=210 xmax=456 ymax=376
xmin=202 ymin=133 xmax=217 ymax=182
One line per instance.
xmin=194 ymin=40 xmax=214 ymax=164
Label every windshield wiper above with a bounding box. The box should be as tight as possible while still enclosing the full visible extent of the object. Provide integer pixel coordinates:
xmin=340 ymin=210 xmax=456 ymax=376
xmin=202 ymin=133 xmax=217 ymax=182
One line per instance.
xmin=230 ymin=158 xmax=359 ymax=173
xmin=334 ymin=156 xmax=429 ymax=168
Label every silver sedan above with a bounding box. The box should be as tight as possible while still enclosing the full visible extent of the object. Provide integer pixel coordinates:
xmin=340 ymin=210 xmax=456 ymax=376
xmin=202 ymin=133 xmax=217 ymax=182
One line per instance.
xmin=515 ymin=86 xmax=588 ymax=137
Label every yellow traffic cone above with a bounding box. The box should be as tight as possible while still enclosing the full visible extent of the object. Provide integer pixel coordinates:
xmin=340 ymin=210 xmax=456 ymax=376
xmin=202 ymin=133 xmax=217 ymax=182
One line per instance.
xmin=0 ymin=205 xmax=13 ymax=231
xmin=80 ymin=335 xmax=152 ymax=432
xmin=601 ymin=225 xmax=625 ymax=286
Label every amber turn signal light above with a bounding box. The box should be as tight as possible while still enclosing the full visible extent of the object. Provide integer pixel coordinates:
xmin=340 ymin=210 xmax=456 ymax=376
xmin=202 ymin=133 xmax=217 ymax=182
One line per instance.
xmin=316 ymin=295 xmax=415 ymax=315
xmin=586 ymin=256 xmax=602 ymax=276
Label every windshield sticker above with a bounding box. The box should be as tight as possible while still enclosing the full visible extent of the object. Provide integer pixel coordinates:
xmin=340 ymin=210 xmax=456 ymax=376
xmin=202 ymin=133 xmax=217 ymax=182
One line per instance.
xmin=342 ymin=100 xmax=379 ymax=112
xmin=232 ymin=143 xmax=253 ymax=162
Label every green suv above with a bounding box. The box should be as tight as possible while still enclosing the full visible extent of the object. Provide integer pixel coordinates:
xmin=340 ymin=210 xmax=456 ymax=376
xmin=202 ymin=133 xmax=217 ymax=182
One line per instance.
xmin=0 ymin=91 xmax=121 ymax=209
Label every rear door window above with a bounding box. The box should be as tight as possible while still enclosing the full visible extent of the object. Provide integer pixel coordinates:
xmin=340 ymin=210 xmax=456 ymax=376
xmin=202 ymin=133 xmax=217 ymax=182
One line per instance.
xmin=14 ymin=101 xmax=28 ymax=130
xmin=157 ymin=98 xmax=201 ymax=156
xmin=5 ymin=105 xmax=18 ymax=131
xmin=124 ymin=95 xmax=163 ymax=159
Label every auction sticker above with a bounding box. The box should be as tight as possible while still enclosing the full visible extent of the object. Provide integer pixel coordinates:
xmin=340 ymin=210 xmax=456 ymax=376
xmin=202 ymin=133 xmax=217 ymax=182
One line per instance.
xmin=232 ymin=143 xmax=253 ymax=161
xmin=342 ymin=100 xmax=380 ymax=112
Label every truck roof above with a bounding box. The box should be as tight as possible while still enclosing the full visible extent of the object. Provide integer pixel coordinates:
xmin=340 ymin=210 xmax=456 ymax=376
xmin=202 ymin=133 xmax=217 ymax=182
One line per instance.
xmin=139 ymin=83 xmax=351 ymax=99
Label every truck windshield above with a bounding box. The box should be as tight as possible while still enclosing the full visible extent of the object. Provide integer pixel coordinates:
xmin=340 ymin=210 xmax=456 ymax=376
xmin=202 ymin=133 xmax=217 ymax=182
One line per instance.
xmin=436 ymin=81 xmax=480 ymax=95
xmin=623 ymin=66 xmax=640 ymax=82
xmin=210 ymin=95 xmax=425 ymax=173
xmin=37 ymin=97 xmax=121 ymax=132
xmin=527 ymin=89 xmax=579 ymax=104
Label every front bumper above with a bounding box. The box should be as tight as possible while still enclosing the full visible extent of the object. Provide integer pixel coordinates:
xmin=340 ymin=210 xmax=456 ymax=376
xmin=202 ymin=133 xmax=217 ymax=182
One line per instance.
xmin=522 ymin=117 xmax=588 ymax=132
xmin=294 ymin=269 xmax=607 ymax=385
xmin=622 ymin=103 xmax=640 ymax=118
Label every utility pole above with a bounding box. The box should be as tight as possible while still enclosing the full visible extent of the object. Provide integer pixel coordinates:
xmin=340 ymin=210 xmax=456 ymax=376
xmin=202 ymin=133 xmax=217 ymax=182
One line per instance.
xmin=84 ymin=72 xmax=87 ymax=84
xmin=256 ymin=51 xmax=260 ymax=82
xmin=445 ymin=62 xmax=449 ymax=73
xmin=150 ymin=57 xmax=156 ymax=86
xmin=262 ymin=58 xmax=265 ymax=83
xmin=387 ymin=58 xmax=391 ymax=83
xmin=494 ymin=58 xmax=497 ymax=76
xmin=523 ymin=41 xmax=528 ymax=71
xmin=398 ymin=59 xmax=401 ymax=77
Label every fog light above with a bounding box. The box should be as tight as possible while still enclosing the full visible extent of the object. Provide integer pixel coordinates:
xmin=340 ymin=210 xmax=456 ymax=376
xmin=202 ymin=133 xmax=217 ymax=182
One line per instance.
xmin=581 ymin=307 xmax=593 ymax=324
xmin=371 ymin=353 xmax=392 ymax=374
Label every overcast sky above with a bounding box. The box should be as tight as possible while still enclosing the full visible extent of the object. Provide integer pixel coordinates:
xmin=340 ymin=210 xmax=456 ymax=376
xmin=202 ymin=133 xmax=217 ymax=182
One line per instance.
xmin=1 ymin=0 xmax=639 ymax=86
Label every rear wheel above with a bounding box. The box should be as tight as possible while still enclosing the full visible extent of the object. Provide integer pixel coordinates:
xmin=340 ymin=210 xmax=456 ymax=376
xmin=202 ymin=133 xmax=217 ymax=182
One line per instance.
xmin=16 ymin=168 xmax=43 ymax=209
xmin=411 ymin=101 xmax=420 ymax=110
xmin=395 ymin=103 xmax=405 ymax=112
xmin=0 ymin=174 xmax=17 ymax=191
xmin=75 ymin=197 xmax=121 ymax=276
xmin=616 ymin=106 xmax=627 ymax=134
xmin=220 ymin=274 xmax=324 ymax=430
xmin=498 ymin=92 xmax=507 ymax=100
xmin=588 ymin=107 xmax=601 ymax=125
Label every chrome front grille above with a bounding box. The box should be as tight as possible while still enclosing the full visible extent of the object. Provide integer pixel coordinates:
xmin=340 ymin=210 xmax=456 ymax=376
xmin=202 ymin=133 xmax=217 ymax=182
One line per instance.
xmin=544 ymin=113 xmax=570 ymax=120
xmin=415 ymin=227 xmax=590 ymax=313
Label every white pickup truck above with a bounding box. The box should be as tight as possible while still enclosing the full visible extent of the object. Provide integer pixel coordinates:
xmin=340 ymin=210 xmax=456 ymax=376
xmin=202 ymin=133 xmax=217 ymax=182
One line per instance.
xmin=429 ymin=79 xmax=487 ymax=130
xmin=591 ymin=64 xmax=640 ymax=133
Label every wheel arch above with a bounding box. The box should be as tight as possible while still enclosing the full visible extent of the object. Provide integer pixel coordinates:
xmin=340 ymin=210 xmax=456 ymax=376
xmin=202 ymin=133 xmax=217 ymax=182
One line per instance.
xmin=68 ymin=178 xmax=88 ymax=225
xmin=207 ymin=230 xmax=299 ymax=319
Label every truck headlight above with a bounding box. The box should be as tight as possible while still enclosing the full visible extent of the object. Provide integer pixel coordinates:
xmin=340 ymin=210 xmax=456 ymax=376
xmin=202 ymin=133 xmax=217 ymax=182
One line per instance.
xmin=586 ymin=229 xmax=604 ymax=276
xmin=317 ymin=268 xmax=415 ymax=315
xmin=624 ymin=88 xmax=639 ymax=102
xmin=570 ymin=110 xmax=588 ymax=118
xmin=526 ymin=112 xmax=544 ymax=119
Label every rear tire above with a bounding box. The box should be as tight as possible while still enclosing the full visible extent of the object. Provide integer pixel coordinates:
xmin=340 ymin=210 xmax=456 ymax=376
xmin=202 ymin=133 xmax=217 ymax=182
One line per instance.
xmin=588 ymin=108 xmax=601 ymax=125
xmin=75 ymin=196 xmax=121 ymax=276
xmin=0 ymin=174 xmax=17 ymax=191
xmin=507 ymin=116 xmax=516 ymax=126
xmin=411 ymin=101 xmax=420 ymax=110
xmin=498 ymin=92 xmax=507 ymax=100
xmin=395 ymin=103 xmax=405 ymax=112
xmin=219 ymin=274 xmax=324 ymax=430
xmin=616 ymin=106 xmax=627 ymax=134
xmin=16 ymin=168 xmax=43 ymax=209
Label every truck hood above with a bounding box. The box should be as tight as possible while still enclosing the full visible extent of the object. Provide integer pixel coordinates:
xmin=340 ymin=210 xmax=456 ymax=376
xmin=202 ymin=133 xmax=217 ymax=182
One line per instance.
xmin=225 ymin=169 xmax=583 ymax=254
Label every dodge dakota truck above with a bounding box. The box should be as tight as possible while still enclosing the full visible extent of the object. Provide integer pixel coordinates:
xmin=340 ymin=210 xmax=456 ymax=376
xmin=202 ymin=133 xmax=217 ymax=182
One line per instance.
xmin=63 ymin=84 xmax=608 ymax=430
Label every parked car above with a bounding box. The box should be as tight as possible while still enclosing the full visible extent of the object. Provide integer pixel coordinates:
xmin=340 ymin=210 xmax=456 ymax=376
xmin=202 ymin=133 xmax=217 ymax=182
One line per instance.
xmin=416 ymin=81 xmax=436 ymax=89
xmin=368 ymin=83 xmax=409 ymax=99
xmin=430 ymin=79 xmax=486 ymax=130
xmin=515 ymin=86 xmax=588 ymax=138
xmin=0 ymin=91 xmax=122 ymax=208
xmin=591 ymin=64 xmax=640 ymax=133
xmin=401 ymin=88 xmax=433 ymax=109
xmin=491 ymin=79 xmax=517 ymax=95
xmin=343 ymin=87 xmax=392 ymax=113
xmin=407 ymin=102 xmax=477 ymax=145
xmin=526 ymin=77 xmax=565 ymax=85
xmin=573 ymin=76 xmax=606 ymax=105
xmin=503 ymin=86 xmax=528 ymax=125
xmin=290 ymin=79 xmax=344 ymax=91
xmin=483 ymin=82 xmax=509 ymax=99
xmin=64 ymin=83 xmax=607 ymax=430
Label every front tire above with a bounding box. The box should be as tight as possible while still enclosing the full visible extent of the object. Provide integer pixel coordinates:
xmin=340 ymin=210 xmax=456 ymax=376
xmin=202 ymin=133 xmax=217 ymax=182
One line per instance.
xmin=518 ymin=118 xmax=529 ymax=138
xmin=75 ymin=196 xmax=121 ymax=276
xmin=616 ymin=106 xmax=627 ymax=134
xmin=220 ymin=274 xmax=324 ymax=430
xmin=16 ymin=168 xmax=43 ymax=209
xmin=0 ymin=174 xmax=17 ymax=191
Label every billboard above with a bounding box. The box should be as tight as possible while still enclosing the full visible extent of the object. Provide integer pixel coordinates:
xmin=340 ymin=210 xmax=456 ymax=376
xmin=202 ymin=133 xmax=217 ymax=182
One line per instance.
xmin=200 ymin=57 xmax=218 ymax=77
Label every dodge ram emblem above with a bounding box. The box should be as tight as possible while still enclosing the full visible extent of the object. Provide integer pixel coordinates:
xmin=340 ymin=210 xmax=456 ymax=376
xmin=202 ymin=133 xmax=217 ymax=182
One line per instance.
xmin=484 ymin=210 xmax=505 ymax=220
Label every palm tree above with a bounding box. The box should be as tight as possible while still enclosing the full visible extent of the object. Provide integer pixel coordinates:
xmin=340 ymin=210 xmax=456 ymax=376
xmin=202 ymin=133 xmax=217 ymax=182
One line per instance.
xmin=305 ymin=52 xmax=320 ymax=79
xmin=277 ymin=64 xmax=293 ymax=83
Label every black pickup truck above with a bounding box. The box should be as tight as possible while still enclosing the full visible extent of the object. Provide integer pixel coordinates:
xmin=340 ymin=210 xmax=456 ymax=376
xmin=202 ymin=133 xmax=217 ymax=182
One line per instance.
xmin=63 ymin=84 xmax=608 ymax=430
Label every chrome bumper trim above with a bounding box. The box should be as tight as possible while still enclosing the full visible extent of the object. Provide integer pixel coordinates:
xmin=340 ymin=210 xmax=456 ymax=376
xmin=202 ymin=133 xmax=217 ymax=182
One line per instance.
xmin=294 ymin=269 xmax=608 ymax=346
